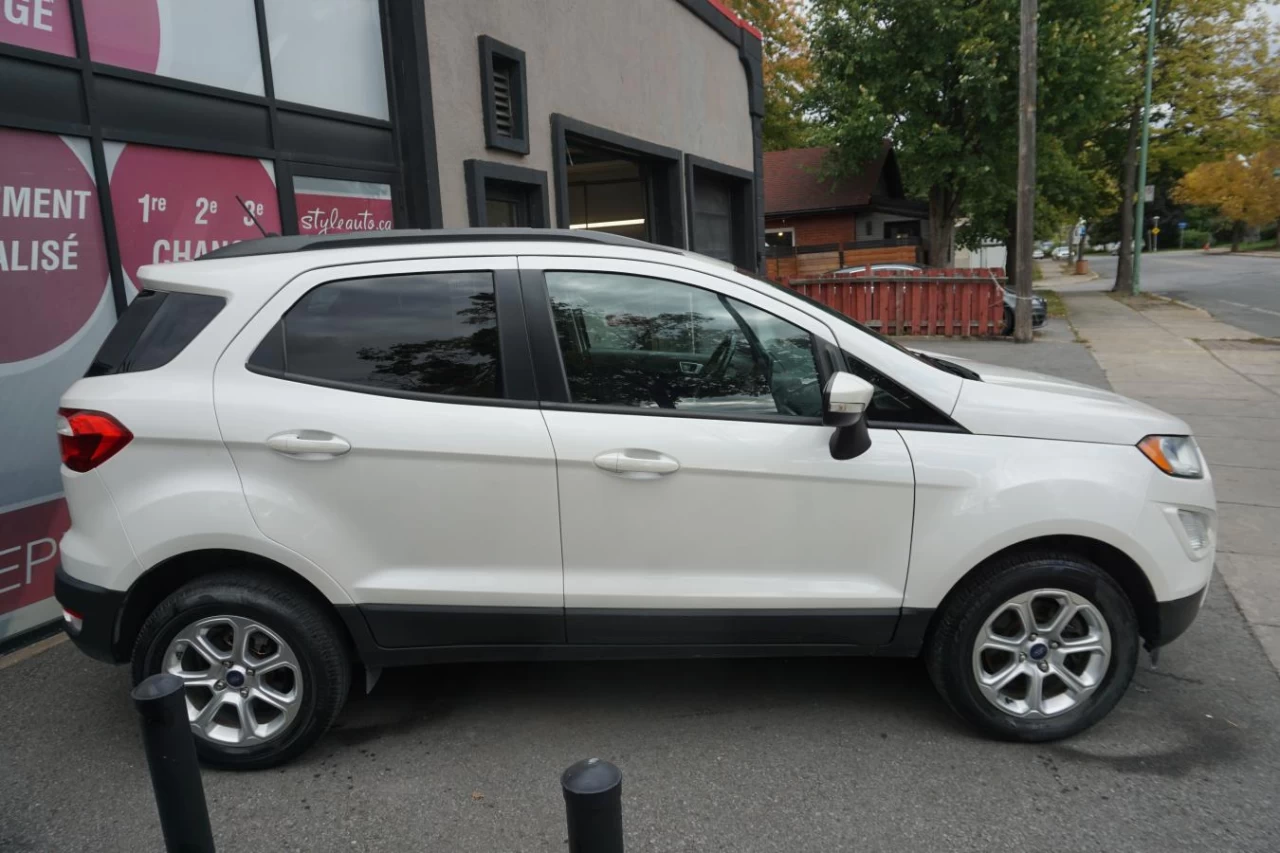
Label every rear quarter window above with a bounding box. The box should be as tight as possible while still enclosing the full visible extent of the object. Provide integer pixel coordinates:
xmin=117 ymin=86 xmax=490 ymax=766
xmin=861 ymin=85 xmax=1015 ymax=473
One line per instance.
xmin=86 ymin=290 xmax=225 ymax=376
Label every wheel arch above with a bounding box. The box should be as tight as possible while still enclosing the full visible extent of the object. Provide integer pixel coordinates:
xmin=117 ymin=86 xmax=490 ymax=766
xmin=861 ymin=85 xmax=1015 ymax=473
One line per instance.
xmin=113 ymin=549 xmax=359 ymax=663
xmin=923 ymin=534 xmax=1159 ymax=648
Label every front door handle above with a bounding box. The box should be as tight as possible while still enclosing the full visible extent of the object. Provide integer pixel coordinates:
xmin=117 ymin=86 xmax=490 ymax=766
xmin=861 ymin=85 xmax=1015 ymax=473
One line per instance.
xmin=266 ymin=431 xmax=351 ymax=458
xmin=593 ymin=449 xmax=680 ymax=477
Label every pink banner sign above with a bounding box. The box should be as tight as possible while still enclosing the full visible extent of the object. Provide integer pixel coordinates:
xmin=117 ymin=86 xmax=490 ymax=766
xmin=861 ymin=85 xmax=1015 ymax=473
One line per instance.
xmin=296 ymin=191 xmax=394 ymax=236
xmin=0 ymin=498 xmax=69 ymax=617
xmin=109 ymin=144 xmax=281 ymax=286
xmin=0 ymin=0 xmax=74 ymax=56
xmin=0 ymin=129 xmax=109 ymax=363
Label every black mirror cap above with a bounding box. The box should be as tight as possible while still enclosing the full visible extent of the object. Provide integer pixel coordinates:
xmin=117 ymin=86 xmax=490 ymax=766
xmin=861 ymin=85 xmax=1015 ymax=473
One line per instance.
xmin=829 ymin=418 xmax=872 ymax=460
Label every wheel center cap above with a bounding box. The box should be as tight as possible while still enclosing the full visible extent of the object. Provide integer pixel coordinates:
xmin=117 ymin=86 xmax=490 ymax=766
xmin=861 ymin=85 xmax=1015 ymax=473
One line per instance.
xmin=1028 ymin=643 xmax=1049 ymax=661
xmin=226 ymin=669 xmax=246 ymax=688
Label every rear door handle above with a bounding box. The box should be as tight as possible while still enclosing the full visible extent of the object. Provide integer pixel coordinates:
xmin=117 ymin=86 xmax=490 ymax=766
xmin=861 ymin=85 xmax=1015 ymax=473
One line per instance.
xmin=593 ymin=449 xmax=680 ymax=477
xmin=266 ymin=431 xmax=351 ymax=457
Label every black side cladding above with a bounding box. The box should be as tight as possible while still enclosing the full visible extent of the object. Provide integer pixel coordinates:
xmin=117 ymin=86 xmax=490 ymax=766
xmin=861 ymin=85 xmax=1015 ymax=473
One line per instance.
xmin=86 ymin=290 xmax=225 ymax=376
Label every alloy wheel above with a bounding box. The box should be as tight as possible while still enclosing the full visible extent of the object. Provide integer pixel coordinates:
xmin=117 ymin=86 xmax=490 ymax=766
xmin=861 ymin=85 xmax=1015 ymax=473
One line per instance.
xmin=971 ymin=588 xmax=1111 ymax=718
xmin=162 ymin=615 xmax=304 ymax=746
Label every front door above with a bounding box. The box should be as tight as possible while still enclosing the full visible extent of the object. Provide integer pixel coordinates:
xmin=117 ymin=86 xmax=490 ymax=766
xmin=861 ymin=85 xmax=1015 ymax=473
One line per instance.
xmin=213 ymin=257 xmax=563 ymax=648
xmin=520 ymin=256 xmax=915 ymax=646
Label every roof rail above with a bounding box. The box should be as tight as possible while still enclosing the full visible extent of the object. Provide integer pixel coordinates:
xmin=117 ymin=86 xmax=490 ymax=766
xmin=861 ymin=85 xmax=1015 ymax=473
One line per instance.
xmin=197 ymin=228 xmax=681 ymax=261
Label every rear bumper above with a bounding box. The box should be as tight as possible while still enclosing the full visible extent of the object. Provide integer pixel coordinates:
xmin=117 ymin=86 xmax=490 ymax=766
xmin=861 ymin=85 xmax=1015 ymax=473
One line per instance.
xmin=1150 ymin=585 xmax=1207 ymax=648
xmin=54 ymin=564 xmax=125 ymax=664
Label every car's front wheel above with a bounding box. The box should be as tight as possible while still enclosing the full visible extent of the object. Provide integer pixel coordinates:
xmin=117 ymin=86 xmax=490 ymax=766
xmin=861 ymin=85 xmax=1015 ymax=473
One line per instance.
xmin=131 ymin=571 xmax=350 ymax=769
xmin=925 ymin=551 xmax=1139 ymax=741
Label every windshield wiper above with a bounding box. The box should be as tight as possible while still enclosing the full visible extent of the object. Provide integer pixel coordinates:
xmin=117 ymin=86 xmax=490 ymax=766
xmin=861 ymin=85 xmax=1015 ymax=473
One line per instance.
xmin=918 ymin=353 xmax=981 ymax=381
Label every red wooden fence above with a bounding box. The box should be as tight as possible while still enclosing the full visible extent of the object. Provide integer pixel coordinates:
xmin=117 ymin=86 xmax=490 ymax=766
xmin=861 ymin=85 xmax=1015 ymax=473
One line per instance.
xmin=783 ymin=268 xmax=1007 ymax=337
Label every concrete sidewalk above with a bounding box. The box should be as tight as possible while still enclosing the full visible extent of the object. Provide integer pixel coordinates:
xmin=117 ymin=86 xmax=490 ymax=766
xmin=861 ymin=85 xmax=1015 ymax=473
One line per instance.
xmin=1064 ymin=292 xmax=1280 ymax=673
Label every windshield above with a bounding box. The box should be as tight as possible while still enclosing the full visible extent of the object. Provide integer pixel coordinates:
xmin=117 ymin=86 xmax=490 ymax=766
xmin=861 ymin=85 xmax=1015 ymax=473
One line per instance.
xmin=735 ymin=267 xmax=923 ymax=359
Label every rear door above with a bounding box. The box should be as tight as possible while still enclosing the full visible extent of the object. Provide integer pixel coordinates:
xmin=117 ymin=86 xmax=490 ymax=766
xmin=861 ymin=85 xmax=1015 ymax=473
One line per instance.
xmin=213 ymin=257 xmax=563 ymax=649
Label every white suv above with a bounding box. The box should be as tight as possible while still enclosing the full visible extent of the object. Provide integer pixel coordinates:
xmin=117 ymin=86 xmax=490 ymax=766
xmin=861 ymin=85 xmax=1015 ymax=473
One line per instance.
xmin=55 ymin=230 xmax=1215 ymax=769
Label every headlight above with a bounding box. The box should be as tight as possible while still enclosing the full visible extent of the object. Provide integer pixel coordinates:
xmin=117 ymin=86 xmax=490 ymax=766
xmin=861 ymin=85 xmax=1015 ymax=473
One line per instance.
xmin=1137 ymin=435 xmax=1204 ymax=478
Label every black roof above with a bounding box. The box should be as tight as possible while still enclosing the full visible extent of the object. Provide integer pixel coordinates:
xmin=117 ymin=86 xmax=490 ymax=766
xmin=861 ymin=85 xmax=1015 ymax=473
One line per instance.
xmin=198 ymin=228 xmax=680 ymax=261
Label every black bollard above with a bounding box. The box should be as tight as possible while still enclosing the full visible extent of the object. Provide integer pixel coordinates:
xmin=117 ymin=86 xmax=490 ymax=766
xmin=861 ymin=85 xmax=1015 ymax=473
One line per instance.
xmin=561 ymin=758 xmax=623 ymax=853
xmin=131 ymin=673 xmax=216 ymax=853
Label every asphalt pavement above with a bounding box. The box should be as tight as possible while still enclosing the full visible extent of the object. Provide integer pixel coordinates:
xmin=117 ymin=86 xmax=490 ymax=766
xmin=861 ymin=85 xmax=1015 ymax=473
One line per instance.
xmin=4 ymin=332 xmax=1280 ymax=852
xmin=1089 ymin=253 xmax=1280 ymax=338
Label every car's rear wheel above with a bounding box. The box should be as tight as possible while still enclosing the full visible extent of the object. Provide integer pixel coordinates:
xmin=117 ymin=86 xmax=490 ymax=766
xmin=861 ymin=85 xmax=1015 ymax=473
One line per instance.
xmin=925 ymin=551 xmax=1138 ymax=741
xmin=131 ymin=571 xmax=350 ymax=769
xmin=1001 ymin=307 xmax=1014 ymax=336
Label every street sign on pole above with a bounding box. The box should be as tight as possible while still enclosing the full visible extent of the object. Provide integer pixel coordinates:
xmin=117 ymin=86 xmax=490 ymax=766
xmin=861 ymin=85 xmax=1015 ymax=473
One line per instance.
xmin=1177 ymin=221 xmax=1188 ymax=229
xmin=1143 ymin=185 xmax=1155 ymax=203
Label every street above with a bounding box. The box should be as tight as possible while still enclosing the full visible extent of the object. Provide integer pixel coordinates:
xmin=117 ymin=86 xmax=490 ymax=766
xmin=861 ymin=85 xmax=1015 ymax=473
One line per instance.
xmin=5 ymin=323 xmax=1280 ymax=853
xmin=1089 ymin=253 xmax=1280 ymax=338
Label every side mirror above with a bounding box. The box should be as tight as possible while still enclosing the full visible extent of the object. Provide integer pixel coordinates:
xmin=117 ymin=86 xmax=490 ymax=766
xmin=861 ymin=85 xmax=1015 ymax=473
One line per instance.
xmin=823 ymin=372 xmax=875 ymax=460
xmin=823 ymin=372 xmax=874 ymax=427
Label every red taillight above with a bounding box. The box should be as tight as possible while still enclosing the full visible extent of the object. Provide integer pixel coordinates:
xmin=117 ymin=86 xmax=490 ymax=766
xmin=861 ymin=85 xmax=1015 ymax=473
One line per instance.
xmin=57 ymin=408 xmax=133 ymax=472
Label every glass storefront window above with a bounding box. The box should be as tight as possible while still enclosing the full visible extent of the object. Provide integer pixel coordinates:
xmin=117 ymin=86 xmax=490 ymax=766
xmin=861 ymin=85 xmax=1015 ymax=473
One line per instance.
xmin=104 ymin=141 xmax=281 ymax=291
xmin=82 ymin=0 xmax=265 ymax=95
xmin=1 ymin=128 xmax=115 ymax=637
xmin=294 ymin=175 xmax=393 ymax=235
xmin=265 ymin=0 xmax=389 ymax=120
xmin=0 ymin=0 xmax=75 ymax=56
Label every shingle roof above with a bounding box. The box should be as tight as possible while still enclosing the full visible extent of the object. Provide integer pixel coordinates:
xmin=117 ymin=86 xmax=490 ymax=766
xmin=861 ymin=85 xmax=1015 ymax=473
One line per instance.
xmin=764 ymin=145 xmax=893 ymax=215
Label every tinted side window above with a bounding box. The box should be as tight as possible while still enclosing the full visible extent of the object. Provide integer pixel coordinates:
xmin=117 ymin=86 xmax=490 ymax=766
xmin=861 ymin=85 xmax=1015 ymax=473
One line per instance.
xmin=545 ymin=271 xmax=822 ymax=418
xmin=249 ymin=272 xmax=501 ymax=399
xmin=87 ymin=290 xmax=225 ymax=376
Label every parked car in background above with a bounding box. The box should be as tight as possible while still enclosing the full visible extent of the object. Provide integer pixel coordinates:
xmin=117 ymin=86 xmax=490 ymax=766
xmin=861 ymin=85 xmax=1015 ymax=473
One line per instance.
xmin=833 ymin=263 xmax=924 ymax=276
xmin=56 ymin=230 xmax=1215 ymax=768
xmin=1001 ymin=288 xmax=1048 ymax=335
xmin=1032 ymin=248 xmax=1045 ymax=259
xmin=1052 ymin=246 xmax=1072 ymax=261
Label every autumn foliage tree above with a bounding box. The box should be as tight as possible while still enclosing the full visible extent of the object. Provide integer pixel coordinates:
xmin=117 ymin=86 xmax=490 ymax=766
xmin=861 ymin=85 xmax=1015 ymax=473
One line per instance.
xmin=1174 ymin=148 xmax=1280 ymax=251
xmin=723 ymin=0 xmax=813 ymax=150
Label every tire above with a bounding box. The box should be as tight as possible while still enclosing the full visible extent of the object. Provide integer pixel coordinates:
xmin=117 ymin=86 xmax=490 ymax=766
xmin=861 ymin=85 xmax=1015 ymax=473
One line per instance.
xmin=1001 ymin=307 xmax=1014 ymax=336
xmin=131 ymin=571 xmax=351 ymax=770
xmin=925 ymin=551 xmax=1138 ymax=742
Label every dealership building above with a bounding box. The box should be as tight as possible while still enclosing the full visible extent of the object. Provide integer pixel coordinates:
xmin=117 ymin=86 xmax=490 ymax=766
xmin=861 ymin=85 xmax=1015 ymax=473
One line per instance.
xmin=0 ymin=0 xmax=764 ymax=643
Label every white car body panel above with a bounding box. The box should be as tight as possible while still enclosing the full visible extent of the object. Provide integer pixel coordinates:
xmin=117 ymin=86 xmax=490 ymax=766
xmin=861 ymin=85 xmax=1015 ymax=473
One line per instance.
xmin=56 ymin=234 xmax=1216 ymax=654
xmin=545 ymin=409 xmax=914 ymax=610
xmin=936 ymin=355 xmax=1192 ymax=445
xmin=211 ymin=257 xmax=563 ymax=609
xmin=901 ymin=431 xmax=1215 ymax=608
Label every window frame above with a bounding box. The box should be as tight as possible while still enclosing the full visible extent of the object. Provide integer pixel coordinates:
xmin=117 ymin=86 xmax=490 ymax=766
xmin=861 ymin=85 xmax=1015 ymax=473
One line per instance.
xmin=477 ymin=35 xmax=528 ymax=155
xmin=765 ymin=227 xmax=795 ymax=249
xmin=234 ymin=257 xmax=538 ymax=408
xmin=463 ymin=159 xmax=550 ymax=227
xmin=684 ymin=153 xmax=756 ymax=269
xmin=551 ymin=114 xmax=684 ymax=249
xmin=517 ymin=257 xmax=843 ymax=425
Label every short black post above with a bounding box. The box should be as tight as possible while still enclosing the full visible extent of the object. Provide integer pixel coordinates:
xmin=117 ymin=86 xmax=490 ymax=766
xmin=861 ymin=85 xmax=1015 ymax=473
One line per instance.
xmin=561 ymin=758 xmax=623 ymax=853
xmin=131 ymin=673 xmax=216 ymax=853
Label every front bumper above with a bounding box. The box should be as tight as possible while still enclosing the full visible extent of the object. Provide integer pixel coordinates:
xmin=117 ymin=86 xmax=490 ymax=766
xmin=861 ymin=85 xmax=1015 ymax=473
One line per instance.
xmin=54 ymin=564 xmax=125 ymax=664
xmin=1150 ymin=584 xmax=1208 ymax=649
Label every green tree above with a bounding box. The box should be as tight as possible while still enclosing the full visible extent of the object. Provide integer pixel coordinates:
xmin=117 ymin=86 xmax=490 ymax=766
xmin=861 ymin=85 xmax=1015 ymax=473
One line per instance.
xmin=1112 ymin=0 xmax=1253 ymax=293
xmin=806 ymin=0 xmax=1131 ymax=273
xmin=723 ymin=0 xmax=814 ymax=151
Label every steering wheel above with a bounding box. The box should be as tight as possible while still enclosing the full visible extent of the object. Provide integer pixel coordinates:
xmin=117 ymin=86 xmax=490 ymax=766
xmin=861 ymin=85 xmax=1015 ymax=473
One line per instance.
xmin=701 ymin=330 xmax=738 ymax=385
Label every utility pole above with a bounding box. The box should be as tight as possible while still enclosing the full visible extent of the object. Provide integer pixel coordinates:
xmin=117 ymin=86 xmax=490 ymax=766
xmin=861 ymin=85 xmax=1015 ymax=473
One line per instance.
xmin=1013 ymin=0 xmax=1038 ymax=342
xmin=1132 ymin=0 xmax=1157 ymax=293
